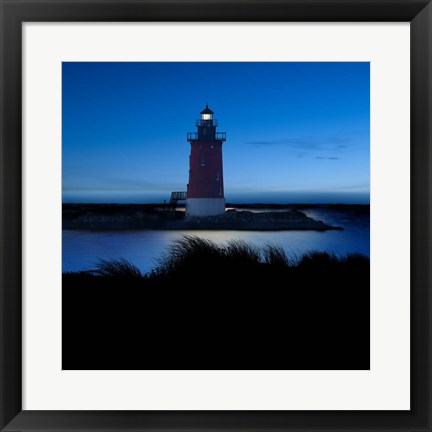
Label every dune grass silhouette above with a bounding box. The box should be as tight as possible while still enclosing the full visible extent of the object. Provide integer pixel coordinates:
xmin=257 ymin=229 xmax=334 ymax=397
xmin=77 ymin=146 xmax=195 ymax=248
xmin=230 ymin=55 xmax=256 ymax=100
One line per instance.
xmin=63 ymin=236 xmax=370 ymax=370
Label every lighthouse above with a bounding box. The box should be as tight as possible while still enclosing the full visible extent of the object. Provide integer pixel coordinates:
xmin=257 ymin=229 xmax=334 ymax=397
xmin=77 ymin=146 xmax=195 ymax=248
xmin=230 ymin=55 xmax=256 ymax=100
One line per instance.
xmin=186 ymin=105 xmax=226 ymax=217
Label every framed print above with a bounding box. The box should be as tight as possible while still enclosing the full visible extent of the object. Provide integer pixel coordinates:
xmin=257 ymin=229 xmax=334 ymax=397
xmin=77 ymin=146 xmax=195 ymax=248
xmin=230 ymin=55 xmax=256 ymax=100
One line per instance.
xmin=0 ymin=0 xmax=431 ymax=431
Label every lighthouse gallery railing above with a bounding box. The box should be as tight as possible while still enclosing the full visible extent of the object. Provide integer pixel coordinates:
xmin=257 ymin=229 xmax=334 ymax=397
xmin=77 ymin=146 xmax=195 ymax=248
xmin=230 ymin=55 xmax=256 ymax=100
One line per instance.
xmin=187 ymin=132 xmax=226 ymax=141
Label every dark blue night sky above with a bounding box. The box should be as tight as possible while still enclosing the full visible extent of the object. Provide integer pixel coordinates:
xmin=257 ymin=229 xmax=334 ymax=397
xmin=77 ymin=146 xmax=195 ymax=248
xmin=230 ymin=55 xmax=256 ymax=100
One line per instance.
xmin=62 ymin=62 xmax=370 ymax=204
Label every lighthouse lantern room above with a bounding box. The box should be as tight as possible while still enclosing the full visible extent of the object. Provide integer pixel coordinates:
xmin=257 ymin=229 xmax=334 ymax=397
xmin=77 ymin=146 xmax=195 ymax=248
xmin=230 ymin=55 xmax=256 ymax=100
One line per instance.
xmin=186 ymin=105 xmax=226 ymax=217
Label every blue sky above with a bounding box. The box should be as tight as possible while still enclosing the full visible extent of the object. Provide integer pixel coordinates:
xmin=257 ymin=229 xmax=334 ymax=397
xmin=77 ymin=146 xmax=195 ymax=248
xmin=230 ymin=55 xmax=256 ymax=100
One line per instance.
xmin=62 ymin=62 xmax=370 ymax=204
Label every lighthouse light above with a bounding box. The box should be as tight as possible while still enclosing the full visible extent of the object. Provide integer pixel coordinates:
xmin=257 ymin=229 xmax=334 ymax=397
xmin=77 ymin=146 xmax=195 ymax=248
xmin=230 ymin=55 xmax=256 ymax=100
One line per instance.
xmin=202 ymin=113 xmax=212 ymax=120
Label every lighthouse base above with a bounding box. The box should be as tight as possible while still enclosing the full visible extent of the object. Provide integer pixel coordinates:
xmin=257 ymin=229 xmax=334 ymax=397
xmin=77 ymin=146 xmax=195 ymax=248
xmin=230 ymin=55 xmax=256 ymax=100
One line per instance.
xmin=185 ymin=198 xmax=225 ymax=217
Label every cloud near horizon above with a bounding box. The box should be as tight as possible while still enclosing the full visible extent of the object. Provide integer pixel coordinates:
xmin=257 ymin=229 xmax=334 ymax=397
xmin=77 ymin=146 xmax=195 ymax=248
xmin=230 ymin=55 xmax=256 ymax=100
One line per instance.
xmin=244 ymin=136 xmax=355 ymax=159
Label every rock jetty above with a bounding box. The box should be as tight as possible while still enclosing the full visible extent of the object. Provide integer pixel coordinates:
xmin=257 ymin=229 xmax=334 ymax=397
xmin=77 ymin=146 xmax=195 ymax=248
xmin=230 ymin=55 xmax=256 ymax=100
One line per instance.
xmin=62 ymin=204 xmax=342 ymax=231
xmin=183 ymin=209 xmax=341 ymax=230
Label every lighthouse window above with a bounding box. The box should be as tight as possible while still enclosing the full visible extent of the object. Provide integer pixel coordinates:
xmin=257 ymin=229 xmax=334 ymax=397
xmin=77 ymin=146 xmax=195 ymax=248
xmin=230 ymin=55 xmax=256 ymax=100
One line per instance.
xmin=216 ymin=171 xmax=220 ymax=181
xmin=201 ymin=157 xmax=206 ymax=167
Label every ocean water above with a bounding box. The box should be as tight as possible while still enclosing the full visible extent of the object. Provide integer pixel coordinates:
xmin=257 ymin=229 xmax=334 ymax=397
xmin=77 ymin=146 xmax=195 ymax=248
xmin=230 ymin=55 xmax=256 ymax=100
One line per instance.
xmin=62 ymin=207 xmax=369 ymax=274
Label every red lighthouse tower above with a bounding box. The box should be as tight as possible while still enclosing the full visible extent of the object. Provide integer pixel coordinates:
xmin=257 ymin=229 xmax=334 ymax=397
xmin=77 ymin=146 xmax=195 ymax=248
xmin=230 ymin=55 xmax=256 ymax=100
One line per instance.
xmin=186 ymin=105 xmax=226 ymax=217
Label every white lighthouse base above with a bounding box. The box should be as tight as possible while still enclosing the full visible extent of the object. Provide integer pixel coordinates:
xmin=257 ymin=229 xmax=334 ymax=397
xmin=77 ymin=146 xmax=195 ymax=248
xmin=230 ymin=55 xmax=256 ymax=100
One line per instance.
xmin=185 ymin=198 xmax=225 ymax=217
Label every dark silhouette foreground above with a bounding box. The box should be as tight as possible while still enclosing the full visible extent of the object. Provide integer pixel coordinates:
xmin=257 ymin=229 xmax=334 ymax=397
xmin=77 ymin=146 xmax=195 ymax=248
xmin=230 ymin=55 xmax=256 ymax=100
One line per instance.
xmin=63 ymin=236 xmax=370 ymax=370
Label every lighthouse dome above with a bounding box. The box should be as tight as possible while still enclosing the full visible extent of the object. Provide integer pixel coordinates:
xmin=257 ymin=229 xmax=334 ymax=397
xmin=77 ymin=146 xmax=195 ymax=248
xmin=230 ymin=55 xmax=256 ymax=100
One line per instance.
xmin=200 ymin=105 xmax=214 ymax=115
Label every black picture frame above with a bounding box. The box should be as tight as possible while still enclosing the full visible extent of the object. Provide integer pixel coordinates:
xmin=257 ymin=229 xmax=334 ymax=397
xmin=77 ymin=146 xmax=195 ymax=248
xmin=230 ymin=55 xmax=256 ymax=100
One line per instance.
xmin=1 ymin=0 xmax=431 ymax=431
